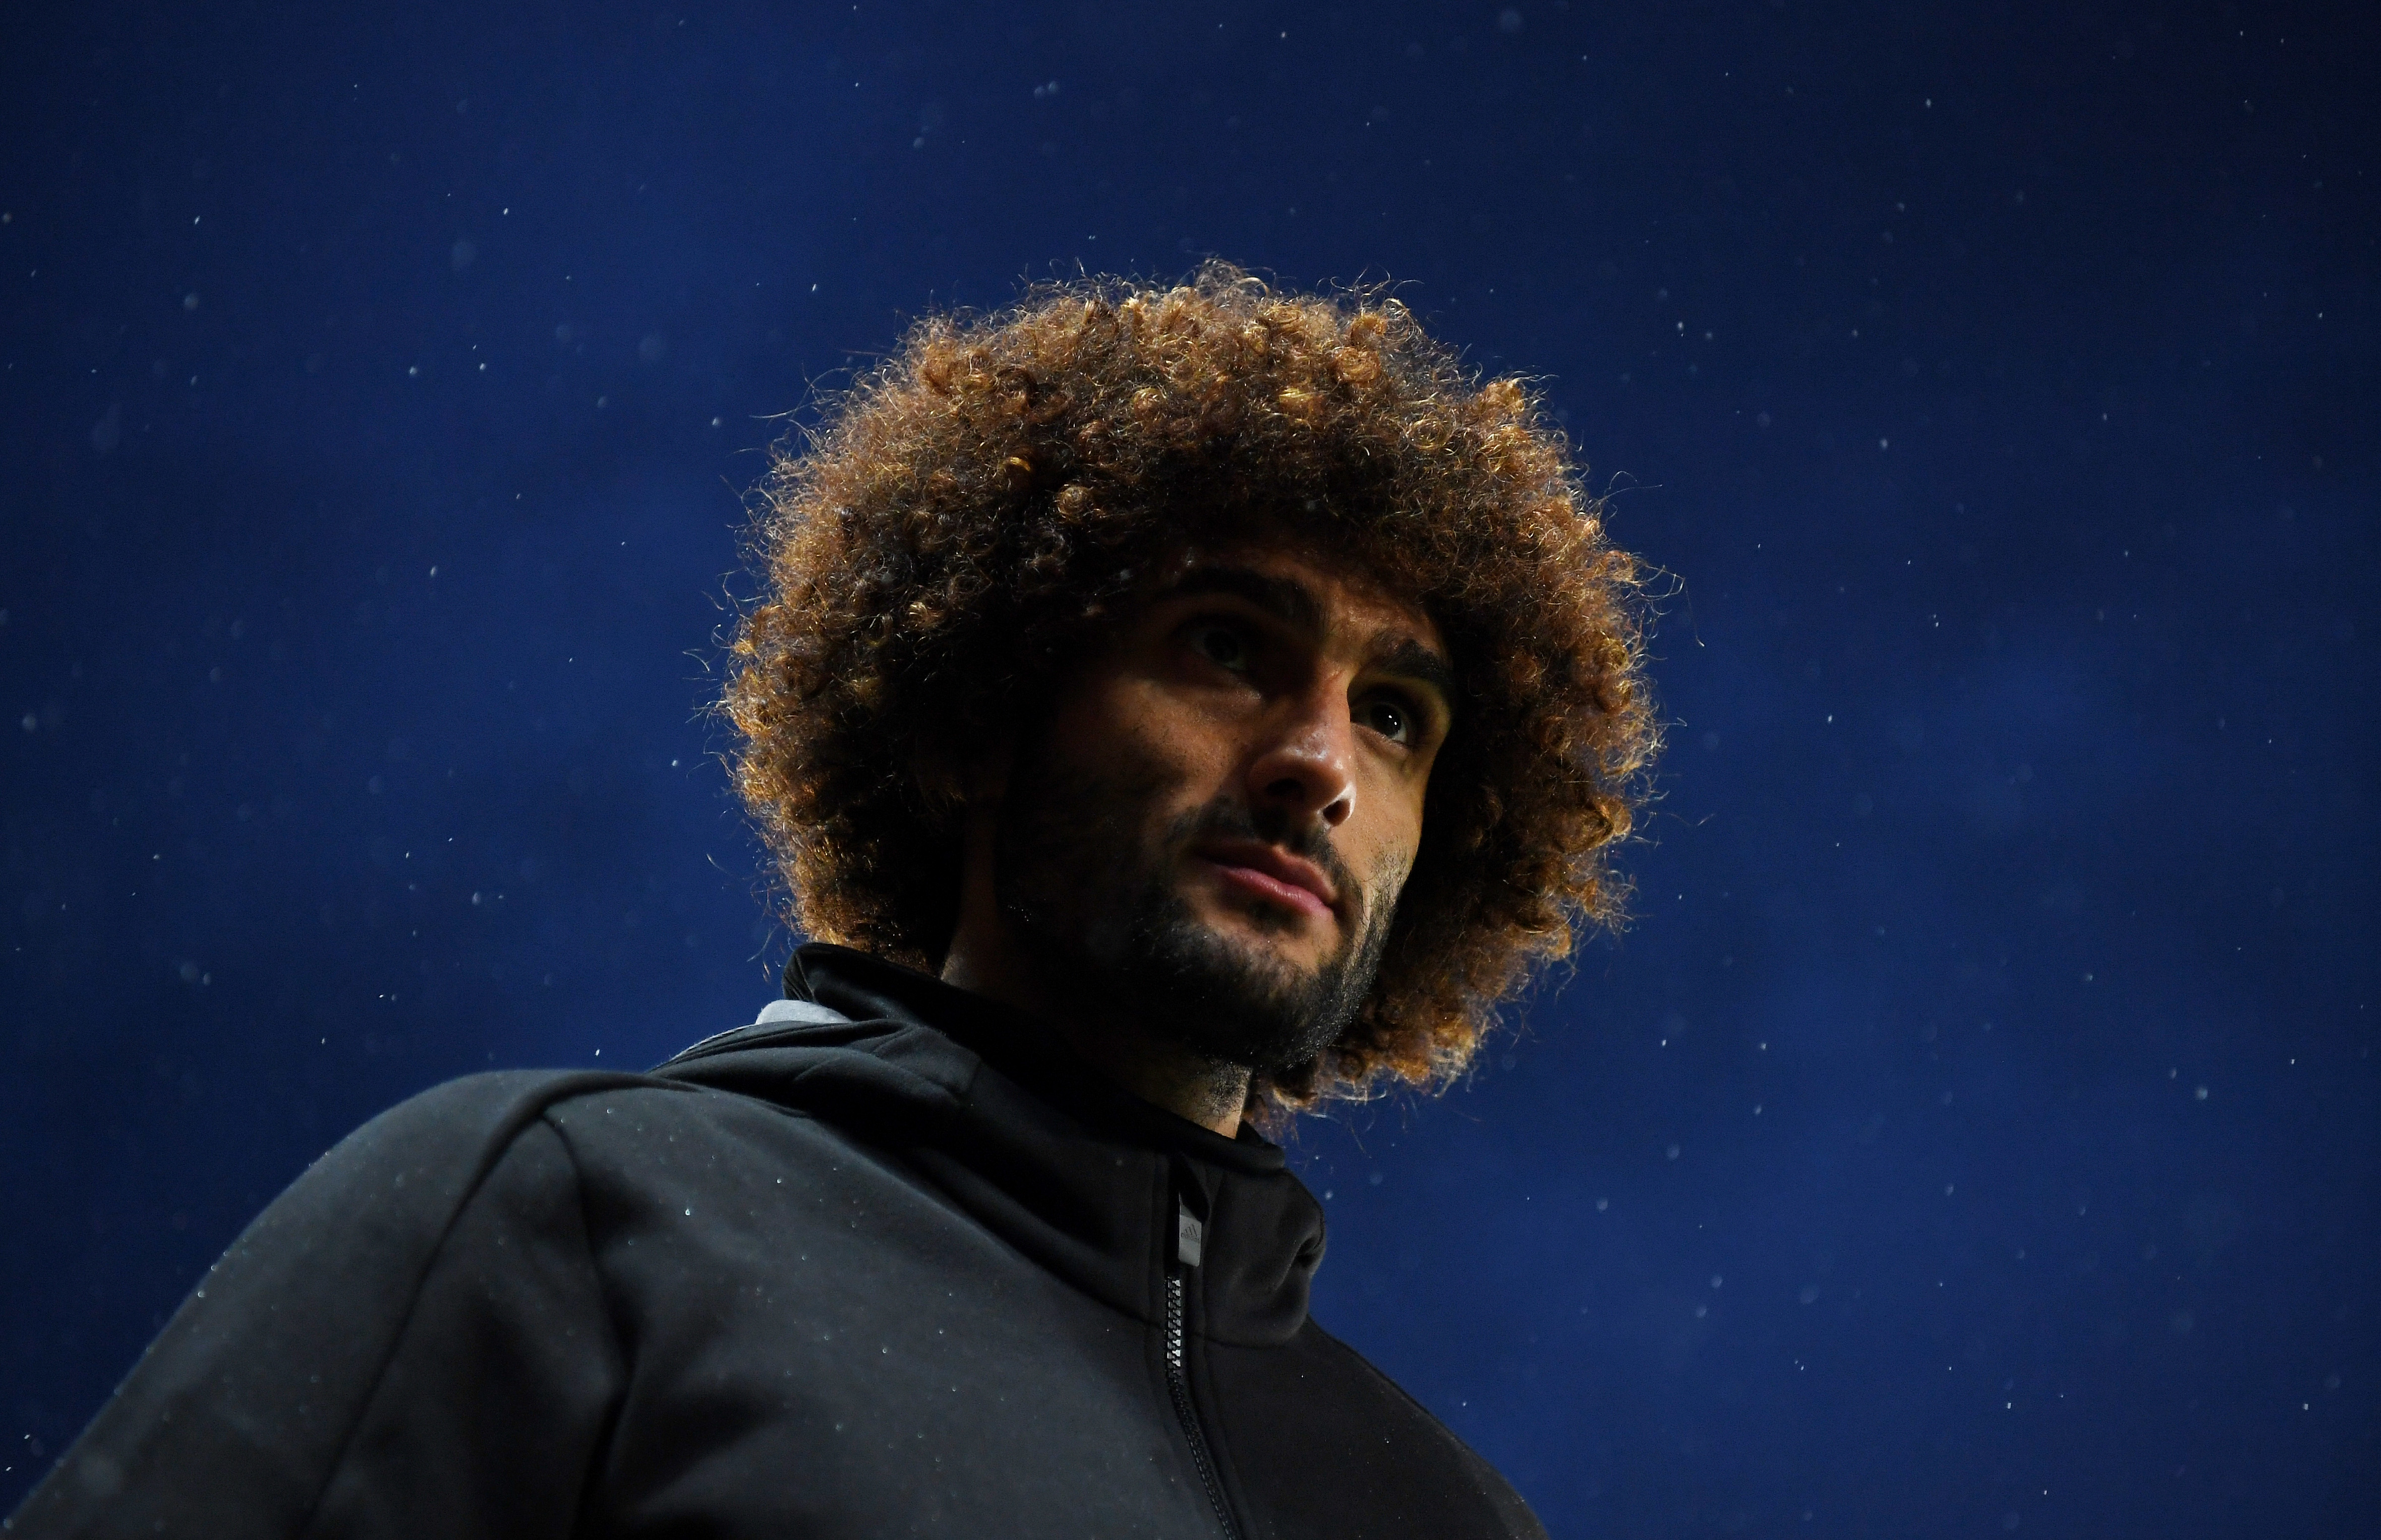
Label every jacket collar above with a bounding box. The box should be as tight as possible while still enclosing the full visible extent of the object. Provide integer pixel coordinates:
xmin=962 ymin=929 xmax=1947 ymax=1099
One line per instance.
xmin=653 ymin=943 xmax=1325 ymax=1347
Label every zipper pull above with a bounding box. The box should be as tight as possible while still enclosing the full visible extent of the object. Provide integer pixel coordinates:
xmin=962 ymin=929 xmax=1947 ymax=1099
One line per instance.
xmin=1175 ymin=1194 xmax=1205 ymax=1269
xmin=1171 ymin=1158 xmax=1210 ymax=1270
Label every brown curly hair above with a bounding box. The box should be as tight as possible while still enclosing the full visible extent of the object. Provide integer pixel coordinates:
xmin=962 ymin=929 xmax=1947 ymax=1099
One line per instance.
xmin=724 ymin=262 xmax=1659 ymax=1118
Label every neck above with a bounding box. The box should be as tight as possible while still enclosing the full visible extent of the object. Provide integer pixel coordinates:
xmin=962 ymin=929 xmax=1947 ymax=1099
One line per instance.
xmin=941 ymin=824 xmax=1250 ymax=1139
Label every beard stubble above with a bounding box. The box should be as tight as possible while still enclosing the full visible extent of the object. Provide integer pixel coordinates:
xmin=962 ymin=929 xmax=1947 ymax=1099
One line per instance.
xmin=992 ymin=750 xmax=1399 ymax=1076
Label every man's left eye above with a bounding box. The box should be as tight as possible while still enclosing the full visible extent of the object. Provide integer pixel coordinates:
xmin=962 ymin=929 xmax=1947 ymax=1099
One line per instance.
xmin=1360 ymin=698 xmax=1410 ymax=745
xmin=1192 ymin=625 xmax=1250 ymax=672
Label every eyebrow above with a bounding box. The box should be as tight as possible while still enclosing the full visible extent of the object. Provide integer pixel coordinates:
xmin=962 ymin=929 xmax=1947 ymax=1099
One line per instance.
xmin=1160 ymin=565 xmax=1322 ymax=632
xmin=1367 ymin=635 xmax=1458 ymax=713
xmin=1160 ymin=564 xmax=1457 ymax=711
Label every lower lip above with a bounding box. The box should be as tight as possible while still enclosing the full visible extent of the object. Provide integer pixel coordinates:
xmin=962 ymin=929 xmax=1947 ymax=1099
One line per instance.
xmin=1203 ymin=860 xmax=1333 ymax=920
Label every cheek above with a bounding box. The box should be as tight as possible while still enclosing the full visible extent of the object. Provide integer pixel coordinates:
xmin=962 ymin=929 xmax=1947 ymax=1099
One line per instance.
xmin=1110 ymin=682 xmax=1243 ymax=777
xmin=1041 ymin=677 xmax=1233 ymax=808
xmin=1348 ymin=790 xmax=1426 ymax=901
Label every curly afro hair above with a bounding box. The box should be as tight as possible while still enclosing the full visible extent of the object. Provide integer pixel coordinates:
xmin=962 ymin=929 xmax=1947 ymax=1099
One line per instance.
xmin=724 ymin=262 xmax=1659 ymax=1119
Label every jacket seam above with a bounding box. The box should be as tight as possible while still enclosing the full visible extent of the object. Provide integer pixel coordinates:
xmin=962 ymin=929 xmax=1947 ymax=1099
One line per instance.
xmin=539 ymin=1109 xmax=635 ymax=1535
xmin=286 ymin=1074 xmax=677 ymax=1540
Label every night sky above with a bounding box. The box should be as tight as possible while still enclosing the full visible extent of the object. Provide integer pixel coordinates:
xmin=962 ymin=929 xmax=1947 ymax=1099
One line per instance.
xmin=3 ymin=3 xmax=2374 ymax=1534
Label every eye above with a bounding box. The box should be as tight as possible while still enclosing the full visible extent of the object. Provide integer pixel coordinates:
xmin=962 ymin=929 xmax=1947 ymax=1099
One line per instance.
xmin=1359 ymin=694 xmax=1411 ymax=745
xmin=1190 ymin=623 xmax=1251 ymax=673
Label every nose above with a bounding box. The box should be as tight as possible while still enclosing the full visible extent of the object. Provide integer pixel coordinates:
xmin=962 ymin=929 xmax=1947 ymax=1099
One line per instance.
xmin=1245 ymin=686 xmax=1356 ymax=831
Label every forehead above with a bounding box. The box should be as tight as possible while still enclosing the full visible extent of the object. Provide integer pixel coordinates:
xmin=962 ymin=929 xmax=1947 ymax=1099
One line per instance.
xmin=1150 ymin=538 xmax=1446 ymax=655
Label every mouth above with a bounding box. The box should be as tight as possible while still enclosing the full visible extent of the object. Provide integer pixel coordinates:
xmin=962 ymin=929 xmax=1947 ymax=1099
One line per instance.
xmin=1192 ymin=840 xmax=1340 ymax=922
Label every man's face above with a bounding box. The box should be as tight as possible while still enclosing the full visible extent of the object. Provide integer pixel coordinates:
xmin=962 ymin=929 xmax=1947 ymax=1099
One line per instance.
xmin=992 ymin=541 xmax=1455 ymax=1073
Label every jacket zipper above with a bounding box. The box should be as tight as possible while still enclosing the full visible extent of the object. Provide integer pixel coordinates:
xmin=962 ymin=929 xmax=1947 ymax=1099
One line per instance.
xmin=1167 ymin=1193 xmax=1242 ymax=1540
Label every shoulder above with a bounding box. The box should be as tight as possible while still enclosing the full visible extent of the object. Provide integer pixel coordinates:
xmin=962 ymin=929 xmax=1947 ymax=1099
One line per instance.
xmin=143 ymin=1072 xmax=708 ymax=1398
xmin=1248 ymin=1321 xmax=1550 ymax=1538
xmin=318 ymin=1069 xmax=686 ymax=1183
xmin=347 ymin=1067 xmax=694 ymax=1149
xmin=247 ymin=1070 xmax=692 ymax=1258
xmin=1291 ymin=1318 xmax=1457 ymax=1424
xmin=4 ymin=1071 xmax=683 ymax=1534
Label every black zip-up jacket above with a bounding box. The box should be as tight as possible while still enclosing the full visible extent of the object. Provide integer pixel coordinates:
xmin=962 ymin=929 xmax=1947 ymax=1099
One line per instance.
xmin=11 ymin=945 xmax=1547 ymax=1538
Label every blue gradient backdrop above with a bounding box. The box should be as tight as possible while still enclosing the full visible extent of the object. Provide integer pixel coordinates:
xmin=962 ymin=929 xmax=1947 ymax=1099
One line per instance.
xmin=3 ymin=3 xmax=2374 ymax=1534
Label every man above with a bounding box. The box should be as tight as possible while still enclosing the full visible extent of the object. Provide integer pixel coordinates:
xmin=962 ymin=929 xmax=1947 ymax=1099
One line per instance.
xmin=11 ymin=265 xmax=1657 ymax=1537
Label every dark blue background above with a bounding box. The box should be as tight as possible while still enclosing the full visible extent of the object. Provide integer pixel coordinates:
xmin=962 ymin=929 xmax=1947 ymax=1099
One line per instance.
xmin=4 ymin=3 xmax=2373 ymax=1533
